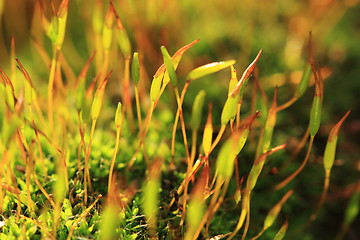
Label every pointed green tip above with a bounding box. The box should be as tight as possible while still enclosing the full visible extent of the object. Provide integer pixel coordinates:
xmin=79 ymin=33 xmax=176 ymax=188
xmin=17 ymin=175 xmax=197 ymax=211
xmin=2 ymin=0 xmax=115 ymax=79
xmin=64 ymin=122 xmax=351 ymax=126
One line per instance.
xmin=187 ymin=60 xmax=236 ymax=82
xmin=161 ymin=46 xmax=178 ymax=86
xmin=132 ymin=52 xmax=140 ymax=84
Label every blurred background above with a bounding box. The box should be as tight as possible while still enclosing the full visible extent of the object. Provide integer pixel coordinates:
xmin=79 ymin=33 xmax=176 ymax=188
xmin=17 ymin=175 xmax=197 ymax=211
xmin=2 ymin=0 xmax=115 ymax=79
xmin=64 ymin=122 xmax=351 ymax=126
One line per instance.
xmin=1 ymin=0 xmax=359 ymax=118
xmin=0 ymin=0 xmax=359 ymax=238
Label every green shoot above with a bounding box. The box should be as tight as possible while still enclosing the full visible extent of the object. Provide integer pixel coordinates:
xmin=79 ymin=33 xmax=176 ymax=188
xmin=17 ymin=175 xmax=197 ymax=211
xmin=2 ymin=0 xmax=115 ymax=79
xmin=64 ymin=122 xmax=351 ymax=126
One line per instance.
xmin=84 ymin=71 xmax=111 ymax=204
xmin=251 ymin=190 xmax=293 ymax=240
xmin=308 ymin=110 xmax=350 ymax=225
xmin=108 ymin=102 xmax=123 ymax=193
xmin=274 ymin=63 xmax=323 ymax=190
xmin=273 ymin=218 xmax=289 ymax=240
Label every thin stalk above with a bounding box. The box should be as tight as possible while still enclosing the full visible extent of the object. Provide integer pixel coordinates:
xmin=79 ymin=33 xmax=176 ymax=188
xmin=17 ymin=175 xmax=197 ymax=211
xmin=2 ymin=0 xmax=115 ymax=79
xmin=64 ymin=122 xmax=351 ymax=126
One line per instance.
xmin=77 ymin=141 xmax=83 ymax=175
xmin=236 ymin=100 xmax=242 ymax=129
xmin=129 ymin=75 xmax=170 ymax=169
xmin=171 ymin=81 xmax=190 ymax=167
xmin=209 ymin=168 xmax=219 ymax=191
xmin=168 ymin=158 xmax=206 ymax=209
xmin=230 ymin=119 xmax=235 ymax=132
xmin=77 ymin=112 xmax=88 ymax=171
xmin=228 ymin=191 xmax=249 ymax=239
xmin=58 ymin=51 xmax=77 ymax=88
xmin=241 ymin=201 xmax=251 ymax=240
xmin=193 ymin=177 xmax=226 ymax=239
xmin=123 ymin=58 xmax=135 ymax=131
xmin=0 ymin=150 xmax=7 ymax=213
xmin=230 ymin=119 xmax=240 ymax=187
xmin=55 ymin=58 xmax=66 ymax=96
xmin=174 ymin=87 xmax=191 ymax=158
xmin=61 ymin=151 xmax=69 ymax=191
xmin=308 ymin=169 xmax=330 ymax=225
xmin=275 ymin=136 xmax=314 ymax=190
xmin=18 ymin=133 xmax=35 ymax=213
xmin=48 ymin=47 xmax=58 ymax=139
xmin=25 ymin=155 xmax=34 ymax=213
xmin=251 ymin=228 xmax=265 ymax=240
xmin=33 ymin=97 xmax=47 ymax=129
xmin=204 ymin=158 xmax=210 ymax=189
xmin=108 ymin=127 xmax=121 ymax=193
xmin=33 ymin=174 xmax=55 ymax=207
xmin=29 ymin=140 xmax=55 ymax=207
xmin=208 ymin=125 xmax=226 ymax=154
xmin=234 ymin=156 xmax=240 ymax=187
xmin=20 ymin=215 xmax=55 ymax=240
xmin=255 ymin=127 xmax=265 ymax=160
xmin=6 ymin=155 xmax=22 ymax=219
xmin=134 ymin=85 xmax=149 ymax=165
xmin=180 ymin=130 xmax=197 ymax=225
xmin=205 ymin=179 xmax=230 ymax=235
xmin=174 ymin=86 xmax=192 ymax=225
xmin=84 ymin=120 xmax=97 ymax=204
xmin=29 ymin=106 xmax=47 ymax=177
xmin=128 ymin=102 xmax=155 ymax=169
xmin=67 ymin=195 xmax=102 ymax=240
xmin=276 ymin=96 xmax=297 ymax=112
xmin=190 ymin=130 xmax=197 ymax=165
xmin=280 ymin=126 xmax=310 ymax=171
xmin=10 ymin=36 xmax=17 ymax=92
xmin=134 ymin=85 xmax=143 ymax=134
xmin=77 ymin=112 xmax=86 ymax=174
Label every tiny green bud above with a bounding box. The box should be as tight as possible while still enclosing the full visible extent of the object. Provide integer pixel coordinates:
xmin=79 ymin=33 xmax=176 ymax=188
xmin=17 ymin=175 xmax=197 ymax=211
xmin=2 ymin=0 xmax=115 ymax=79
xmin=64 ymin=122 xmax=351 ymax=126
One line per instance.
xmin=202 ymin=104 xmax=213 ymax=156
xmin=309 ymin=95 xmax=322 ymax=137
xmin=91 ymin=93 xmax=102 ymax=121
xmin=150 ymin=75 xmax=162 ymax=102
xmin=259 ymin=87 xmax=278 ymax=153
xmin=75 ymin=80 xmax=85 ymax=111
xmin=190 ymin=90 xmax=206 ymax=131
xmin=221 ymin=96 xmax=237 ymax=125
xmin=161 ymin=46 xmax=177 ymax=86
xmin=102 ymin=7 xmax=114 ymax=50
xmin=56 ymin=13 xmax=67 ymax=49
xmin=216 ymin=122 xmax=255 ymax=179
xmin=344 ymin=189 xmax=360 ymax=226
xmin=273 ymin=220 xmax=288 ymax=240
xmin=264 ymin=190 xmax=293 ymax=229
xmin=115 ymin=102 xmax=123 ymax=128
xmin=117 ymin=29 xmax=131 ymax=59
xmin=132 ymin=52 xmax=140 ymax=84
xmin=309 ymin=65 xmax=323 ymax=137
xmin=90 ymin=72 xmax=111 ymax=121
xmin=246 ymin=144 xmax=285 ymax=191
xmin=187 ymin=60 xmax=236 ymax=82
xmin=111 ymin=2 xmax=131 ymax=59
xmin=295 ymin=64 xmax=312 ymax=99
xmin=323 ymin=110 xmax=350 ymax=171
